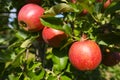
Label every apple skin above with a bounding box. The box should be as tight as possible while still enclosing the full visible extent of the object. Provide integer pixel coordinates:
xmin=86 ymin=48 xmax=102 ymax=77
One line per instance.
xmin=18 ymin=3 xmax=44 ymax=32
xmin=42 ymin=27 xmax=67 ymax=48
xmin=102 ymin=52 xmax=120 ymax=66
xmin=69 ymin=40 xmax=102 ymax=71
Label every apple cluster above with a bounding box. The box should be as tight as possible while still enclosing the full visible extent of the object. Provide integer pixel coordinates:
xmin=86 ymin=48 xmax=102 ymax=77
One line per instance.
xmin=71 ymin=0 xmax=111 ymax=15
xmin=17 ymin=0 xmax=120 ymax=72
xmin=18 ymin=3 xmax=68 ymax=48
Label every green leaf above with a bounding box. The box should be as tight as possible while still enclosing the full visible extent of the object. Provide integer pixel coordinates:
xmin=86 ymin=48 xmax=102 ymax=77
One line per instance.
xmin=8 ymin=40 xmax=23 ymax=49
xmin=15 ymin=31 xmax=28 ymax=40
xmin=60 ymin=75 xmax=72 ymax=80
xmin=28 ymin=62 xmax=41 ymax=71
xmin=20 ymin=39 xmax=32 ymax=48
xmin=40 ymin=17 xmax=63 ymax=30
xmin=98 ymin=40 xmax=108 ymax=46
xmin=45 ymin=3 xmax=76 ymax=16
xmin=63 ymin=24 xmax=72 ymax=36
xmin=11 ymin=49 xmax=26 ymax=67
xmin=20 ymin=34 xmax=39 ymax=48
xmin=26 ymin=53 xmax=35 ymax=64
xmin=8 ymin=73 xmax=20 ymax=80
xmin=27 ymin=68 xmax=45 ymax=80
xmin=52 ymin=48 xmax=68 ymax=71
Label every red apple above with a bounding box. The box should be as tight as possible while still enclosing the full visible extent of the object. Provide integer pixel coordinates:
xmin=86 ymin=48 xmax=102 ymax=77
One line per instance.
xmin=82 ymin=9 xmax=88 ymax=14
xmin=80 ymin=9 xmax=88 ymax=15
xmin=102 ymin=52 xmax=120 ymax=66
xmin=104 ymin=0 xmax=111 ymax=9
xmin=26 ymin=0 xmax=41 ymax=4
xmin=18 ymin=3 xmax=44 ymax=32
xmin=71 ymin=0 xmax=76 ymax=3
xmin=69 ymin=39 xmax=102 ymax=71
xmin=42 ymin=27 xmax=67 ymax=48
xmin=96 ymin=0 xmax=111 ymax=9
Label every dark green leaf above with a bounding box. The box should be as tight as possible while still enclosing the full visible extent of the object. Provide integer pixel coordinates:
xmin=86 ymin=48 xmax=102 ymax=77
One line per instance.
xmin=0 ymin=53 xmax=12 ymax=62
xmin=52 ymin=48 xmax=68 ymax=71
xmin=63 ymin=24 xmax=72 ymax=36
xmin=60 ymin=39 xmax=73 ymax=50
xmin=40 ymin=17 xmax=63 ymax=30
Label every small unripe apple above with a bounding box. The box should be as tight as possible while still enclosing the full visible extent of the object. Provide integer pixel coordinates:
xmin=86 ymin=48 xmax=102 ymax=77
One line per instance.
xmin=18 ymin=3 xmax=44 ymax=32
xmin=102 ymin=52 xmax=120 ymax=66
xmin=81 ymin=9 xmax=88 ymax=15
xmin=69 ymin=38 xmax=102 ymax=71
xmin=42 ymin=27 xmax=67 ymax=48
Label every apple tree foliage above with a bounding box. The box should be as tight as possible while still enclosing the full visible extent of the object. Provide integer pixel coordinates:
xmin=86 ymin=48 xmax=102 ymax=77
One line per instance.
xmin=0 ymin=0 xmax=120 ymax=80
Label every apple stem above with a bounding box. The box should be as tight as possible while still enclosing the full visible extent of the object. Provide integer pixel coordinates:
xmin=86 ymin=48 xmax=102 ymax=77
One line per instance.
xmin=19 ymin=21 xmax=27 ymax=28
xmin=81 ymin=33 xmax=88 ymax=41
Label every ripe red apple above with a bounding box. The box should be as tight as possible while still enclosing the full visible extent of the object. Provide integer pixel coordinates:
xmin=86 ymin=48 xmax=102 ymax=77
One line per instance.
xmin=18 ymin=3 xmax=45 ymax=32
xmin=42 ymin=27 xmax=67 ymax=48
xmin=26 ymin=0 xmax=41 ymax=4
xmin=69 ymin=39 xmax=102 ymax=71
xmin=102 ymin=52 xmax=120 ymax=66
